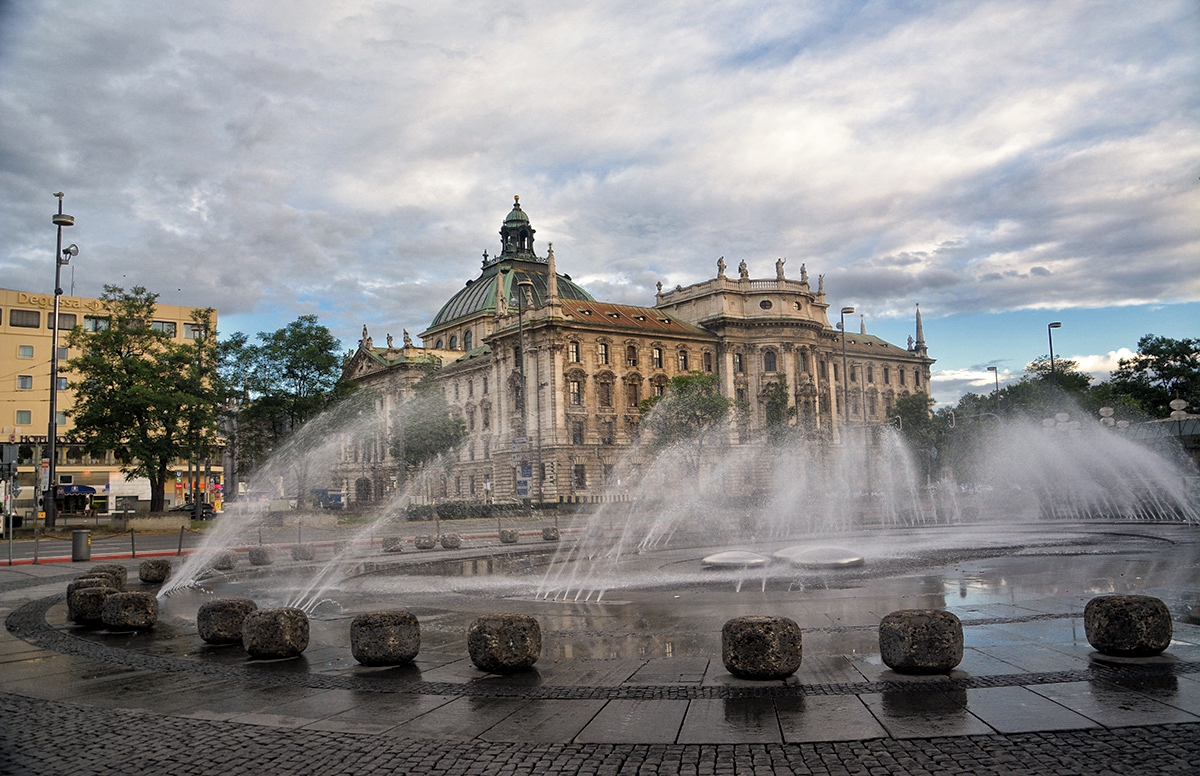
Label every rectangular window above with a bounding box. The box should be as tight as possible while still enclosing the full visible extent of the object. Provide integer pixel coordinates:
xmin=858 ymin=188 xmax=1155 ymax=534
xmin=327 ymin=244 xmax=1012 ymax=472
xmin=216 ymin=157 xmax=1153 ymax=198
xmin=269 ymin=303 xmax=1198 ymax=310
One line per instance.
xmin=469 ymin=475 xmax=476 ymax=494
xmin=482 ymin=376 xmax=489 ymax=394
xmin=883 ymin=366 xmax=890 ymax=384
xmin=57 ymin=377 xmax=68 ymax=391
xmin=733 ymin=353 xmax=744 ymax=374
xmin=482 ymin=405 xmax=490 ymax=429
xmin=183 ymin=323 xmax=205 ymax=339
xmin=84 ymin=316 xmax=110 ymax=332
xmin=57 ymin=347 xmax=68 ymax=360
xmin=10 ymin=309 xmax=39 ymax=328
xmin=820 ymin=360 xmax=827 ymax=379
xmin=151 ymin=321 xmax=177 ymax=337
xmin=468 ymin=379 xmax=474 ymax=397
xmin=899 ymin=368 xmax=906 ymax=385
xmin=798 ymin=354 xmax=809 ymax=373
xmin=569 ymin=380 xmax=581 ymax=406
xmin=850 ymin=366 xmax=857 ymax=383
xmin=16 ymin=410 xmax=32 ymax=425
xmin=483 ymin=439 xmax=490 ymax=459
xmin=678 ymin=351 xmax=689 ymax=371
xmin=17 ymin=345 xmax=33 ymax=359
xmin=598 ymin=382 xmax=612 ymax=408
xmin=867 ymin=366 xmax=875 ymax=384
xmin=626 ymin=345 xmax=638 ymax=367
xmin=652 ymin=348 xmax=663 ymax=369
xmin=601 ymin=421 xmax=614 ymax=445
xmin=598 ymin=343 xmax=609 ymax=365
xmin=626 ymin=382 xmax=640 ymax=407
xmin=569 ymin=342 xmax=581 ymax=362
xmin=604 ymin=464 xmax=615 ymax=485
xmin=17 ymin=375 xmax=33 ymax=390
xmin=914 ymin=371 xmax=921 ymax=387
xmin=47 ymin=313 xmax=76 ymax=330
xmin=654 ymin=382 xmax=665 ymax=397
xmin=703 ymin=352 xmax=713 ymax=372
xmin=467 ymin=408 xmax=475 ymax=431
xmin=573 ymin=464 xmax=587 ymax=489
xmin=572 ymin=423 xmax=585 ymax=445
xmin=833 ymin=363 xmax=839 ymax=381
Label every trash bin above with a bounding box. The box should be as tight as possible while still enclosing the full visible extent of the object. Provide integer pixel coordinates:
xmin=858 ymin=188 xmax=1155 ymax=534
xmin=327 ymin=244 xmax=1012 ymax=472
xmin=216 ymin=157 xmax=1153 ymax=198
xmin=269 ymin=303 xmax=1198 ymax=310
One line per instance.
xmin=72 ymin=529 xmax=91 ymax=562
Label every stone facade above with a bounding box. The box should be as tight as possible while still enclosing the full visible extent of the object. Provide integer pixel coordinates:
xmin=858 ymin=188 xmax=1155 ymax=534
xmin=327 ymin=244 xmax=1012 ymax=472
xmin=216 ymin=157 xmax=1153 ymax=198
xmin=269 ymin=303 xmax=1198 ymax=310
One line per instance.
xmin=335 ymin=199 xmax=934 ymax=507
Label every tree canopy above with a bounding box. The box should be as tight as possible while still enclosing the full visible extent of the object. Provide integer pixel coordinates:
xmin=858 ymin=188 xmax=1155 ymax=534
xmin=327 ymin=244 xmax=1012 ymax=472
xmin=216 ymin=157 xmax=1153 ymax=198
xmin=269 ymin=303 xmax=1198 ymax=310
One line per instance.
xmin=390 ymin=368 xmax=467 ymax=476
xmin=640 ymin=372 xmax=732 ymax=474
xmin=65 ymin=285 xmax=217 ymax=512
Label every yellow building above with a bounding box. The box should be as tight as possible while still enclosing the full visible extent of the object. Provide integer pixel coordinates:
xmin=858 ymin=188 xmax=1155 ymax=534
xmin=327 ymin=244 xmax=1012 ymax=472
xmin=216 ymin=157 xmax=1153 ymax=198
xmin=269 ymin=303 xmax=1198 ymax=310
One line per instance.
xmin=0 ymin=287 xmax=221 ymax=520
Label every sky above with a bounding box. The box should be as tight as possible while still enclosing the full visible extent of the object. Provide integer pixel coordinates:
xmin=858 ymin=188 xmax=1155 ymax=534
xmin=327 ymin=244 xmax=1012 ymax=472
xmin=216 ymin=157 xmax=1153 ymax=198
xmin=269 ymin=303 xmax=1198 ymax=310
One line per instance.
xmin=1 ymin=0 xmax=1196 ymax=408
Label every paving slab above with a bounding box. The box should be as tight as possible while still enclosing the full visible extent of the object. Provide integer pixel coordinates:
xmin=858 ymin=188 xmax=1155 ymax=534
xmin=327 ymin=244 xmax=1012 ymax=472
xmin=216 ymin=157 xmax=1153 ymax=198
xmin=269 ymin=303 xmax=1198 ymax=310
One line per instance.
xmin=775 ymin=694 xmax=888 ymax=742
xmin=575 ymin=698 xmax=689 ymax=743
xmin=676 ymin=697 xmax=783 ymax=744
xmin=478 ymin=698 xmax=607 ymax=743
xmin=306 ymin=693 xmax=458 ymax=734
xmin=859 ymin=690 xmax=994 ymax=739
xmin=961 ymin=685 xmax=1098 ymax=733
xmin=1029 ymin=680 xmax=1200 ymax=727
xmin=386 ymin=697 xmax=528 ymax=739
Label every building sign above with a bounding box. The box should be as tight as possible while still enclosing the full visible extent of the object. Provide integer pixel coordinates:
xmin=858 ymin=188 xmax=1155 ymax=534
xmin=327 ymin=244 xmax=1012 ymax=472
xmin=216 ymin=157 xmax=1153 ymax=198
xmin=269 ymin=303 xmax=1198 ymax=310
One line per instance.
xmin=515 ymin=462 xmax=533 ymax=497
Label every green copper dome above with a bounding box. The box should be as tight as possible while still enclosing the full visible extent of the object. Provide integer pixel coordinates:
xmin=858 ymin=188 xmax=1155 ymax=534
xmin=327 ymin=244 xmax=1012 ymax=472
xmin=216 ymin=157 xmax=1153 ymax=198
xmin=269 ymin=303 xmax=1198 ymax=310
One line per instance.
xmin=430 ymin=262 xmax=595 ymax=328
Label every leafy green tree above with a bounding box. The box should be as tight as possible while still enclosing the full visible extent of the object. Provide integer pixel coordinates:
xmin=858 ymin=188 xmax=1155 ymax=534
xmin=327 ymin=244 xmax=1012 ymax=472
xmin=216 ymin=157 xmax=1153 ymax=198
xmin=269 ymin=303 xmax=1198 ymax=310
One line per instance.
xmin=1103 ymin=334 xmax=1200 ymax=418
xmin=891 ymin=392 xmax=943 ymax=484
xmin=763 ymin=375 xmax=796 ymax=444
xmin=65 ymin=286 xmax=218 ymax=512
xmin=640 ymin=372 xmax=732 ymax=475
xmin=390 ymin=369 xmax=467 ymax=479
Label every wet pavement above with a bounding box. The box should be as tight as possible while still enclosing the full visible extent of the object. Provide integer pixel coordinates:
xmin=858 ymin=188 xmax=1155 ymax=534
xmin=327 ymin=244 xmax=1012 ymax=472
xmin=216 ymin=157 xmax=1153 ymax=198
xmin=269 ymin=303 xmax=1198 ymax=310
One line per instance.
xmin=2 ymin=520 xmax=1199 ymax=774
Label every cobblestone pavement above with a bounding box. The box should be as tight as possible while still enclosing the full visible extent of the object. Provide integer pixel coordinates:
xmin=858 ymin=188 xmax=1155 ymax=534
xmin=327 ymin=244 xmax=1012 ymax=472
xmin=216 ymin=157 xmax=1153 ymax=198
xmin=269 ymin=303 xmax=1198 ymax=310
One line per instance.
xmin=2 ymin=692 xmax=1198 ymax=776
xmin=3 ymin=523 xmax=1200 ymax=775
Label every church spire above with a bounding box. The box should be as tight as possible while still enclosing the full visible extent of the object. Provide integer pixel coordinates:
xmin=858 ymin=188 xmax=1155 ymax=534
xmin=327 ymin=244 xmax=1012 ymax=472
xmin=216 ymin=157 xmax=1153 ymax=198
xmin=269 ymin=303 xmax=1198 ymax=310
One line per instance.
xmin=546 ymin=242 xmax=560 ymax=305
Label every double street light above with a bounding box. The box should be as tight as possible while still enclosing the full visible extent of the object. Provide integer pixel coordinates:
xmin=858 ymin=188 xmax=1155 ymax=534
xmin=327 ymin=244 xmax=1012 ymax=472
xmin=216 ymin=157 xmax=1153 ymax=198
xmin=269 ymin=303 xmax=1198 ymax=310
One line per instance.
xmin=47 ymin=193 xmax=78 ymax=530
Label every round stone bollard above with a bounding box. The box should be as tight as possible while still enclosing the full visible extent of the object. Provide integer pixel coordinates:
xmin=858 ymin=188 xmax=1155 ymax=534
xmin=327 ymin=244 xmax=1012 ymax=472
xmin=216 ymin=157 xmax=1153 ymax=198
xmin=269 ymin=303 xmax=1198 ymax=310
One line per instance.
xmin=101 ymin=591 xmax=158 ymax=631
xmin=350 ymin=611 xmax=421 ymax=666
xmin=542 ymin=526 xmax=560 ymax=542
xmin=242 ymin=607 xmax=310 ymax=659
xmin=499 ymin=528 xmax=519 ymax=544
xmin=468 ymin=613 xmax=541 ymax=673
xmin=291 ymin=543 xmax=316 ymax=561
xmin=879 ymin=609 xmax=964 ymax=674
xmin=91 ymin=564 xmax=128 ymax=588
xmin=70 ymin=586 xmax=117 ymax=627
xmin=440 ymin=533 xmax=462 ymax=550
xmin=138 ymin=559 xmax=172 ymax=584
xmin=248 ymin=546 xmax=274 ymax=566
xmin=382 ymin=537 xmax=404 ymax=553
xmin=413 ymin=534 xmax=436 ymax=551
xmin=722 ymin=615 xmax=804 ymax=680
xmin=1084 ymin=595 xmax=1173 ymax=657
xmin=197 ymin=598 xmax=259 ymax=645
xmin=211 ymin=552 xmax=238 ymax=571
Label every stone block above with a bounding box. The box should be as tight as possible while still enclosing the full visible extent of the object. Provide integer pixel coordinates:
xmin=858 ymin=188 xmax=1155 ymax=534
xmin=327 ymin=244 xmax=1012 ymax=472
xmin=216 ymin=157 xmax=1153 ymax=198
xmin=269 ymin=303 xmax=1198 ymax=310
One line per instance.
xmin=138 ymin=559 xmax=172 ymax=584
xmin=197 ymin=598 xmax=259 ymax=645
xmin=91 ymin=564 xmax=128 ymax=588
xmin=467 ymin=613 xmax=541 ymax=673
xmin=210 ymin=552 xmax=238 ymax=571
xmin=75 ymin=571 xmax=122 ymax=590
xmin=413 ymin=534 xmax=436 ymax=550
xmin=879 ymin=609 xmax=963 ymax=674
xmin=499 ymin=528 xmax=519 ymax=544
xmin=291 ymin=543 xmax=316 ymax=561
xmin=350 ymin=611 xmax=421 ymax=666
xmin=69 ymin=586 xmax=117 ymax=627
xmin=67 ymin=577 xmax=115 ymax=600
xmin=542 ymin=526 xmax=560 ymax=542
xmin=382 ymin=537 xmax=405 ymax=553
xmin=1085 ymin=595 xmax=1173 ymax=657
xmin=440 ymin=533 xmax=462 ymax=550
xmin=242 ymin=607 xmax=310 ymax=659
xmin=721 ymin=615 xmax=803 ymax=679
xmin=248 ymin=546 xmax=274 ymax=566
xmin=101 ymin=591 xmax=158 ymax=631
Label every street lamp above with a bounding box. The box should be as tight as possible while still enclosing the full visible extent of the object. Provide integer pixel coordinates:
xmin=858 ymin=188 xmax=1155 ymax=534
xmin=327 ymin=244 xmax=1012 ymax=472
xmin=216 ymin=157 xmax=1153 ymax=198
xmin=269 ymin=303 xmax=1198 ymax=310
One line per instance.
xmin=986 ymin=366 xmax=999 ymax=412
xmin=1047 ymin=322 xmax=1063 ymax=392
xmin=47 ymin=193 xmax=76 ymax=530
xmin=513 ymin=277 xmax=534 ymax=512
xmin=839 ymin=307 xmax=855 ymax=432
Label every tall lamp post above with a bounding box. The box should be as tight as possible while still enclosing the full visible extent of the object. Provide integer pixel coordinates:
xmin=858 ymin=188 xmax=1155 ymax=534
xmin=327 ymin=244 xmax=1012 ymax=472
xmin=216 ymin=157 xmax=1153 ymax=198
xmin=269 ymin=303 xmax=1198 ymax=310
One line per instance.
xmin=47 ymin=193 xmax=77 ymax=530
xmin=514 ymin=277 xmax=534 ymax=512
xmin=986 ymin=366 xmax=999 ymax=412
xmin=1047 ymin=322 xmax=1063 ymax=392
xmin=839 ymin=306 xmax=855 ymax=433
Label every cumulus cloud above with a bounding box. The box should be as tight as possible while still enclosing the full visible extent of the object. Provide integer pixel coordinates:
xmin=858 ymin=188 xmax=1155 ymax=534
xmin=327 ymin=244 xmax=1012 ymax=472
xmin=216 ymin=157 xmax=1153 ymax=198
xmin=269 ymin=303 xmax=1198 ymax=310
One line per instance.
xmin=0 ymin=0 xmax=1196 ymax=358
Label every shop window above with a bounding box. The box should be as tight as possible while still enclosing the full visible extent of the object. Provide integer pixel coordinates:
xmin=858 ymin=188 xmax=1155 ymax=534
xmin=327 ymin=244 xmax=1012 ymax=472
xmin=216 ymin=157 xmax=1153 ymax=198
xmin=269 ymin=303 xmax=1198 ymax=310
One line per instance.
xmin=10 ymin=310 xmax=39 ymax=328
xmin=18 ymin=345 xmax=34 ymax=359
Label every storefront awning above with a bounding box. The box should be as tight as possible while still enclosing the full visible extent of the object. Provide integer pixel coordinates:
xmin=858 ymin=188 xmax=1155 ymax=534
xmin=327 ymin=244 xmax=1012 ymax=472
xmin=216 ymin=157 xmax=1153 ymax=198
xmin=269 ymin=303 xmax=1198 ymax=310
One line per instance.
xmin=58 ymin=485 xmax=97 ymax=495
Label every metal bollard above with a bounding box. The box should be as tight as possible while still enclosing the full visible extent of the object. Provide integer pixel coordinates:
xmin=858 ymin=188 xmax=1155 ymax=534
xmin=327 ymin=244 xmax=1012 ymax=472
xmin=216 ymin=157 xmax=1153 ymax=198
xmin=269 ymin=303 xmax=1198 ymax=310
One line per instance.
xmin=130 ymin=528 xmax=136 ymax=557
xmin=72 ymin=529 xmax=91 ymax=562
xmin=178 ymin=525 xmax=186 ymax=556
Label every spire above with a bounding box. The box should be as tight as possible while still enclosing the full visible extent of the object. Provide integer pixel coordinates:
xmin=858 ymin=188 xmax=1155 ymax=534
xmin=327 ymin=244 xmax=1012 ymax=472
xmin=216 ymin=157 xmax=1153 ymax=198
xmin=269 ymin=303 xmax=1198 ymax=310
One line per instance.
xmin=495 ymin=265 xmax=508 ymax=318
xmin=914 ymin=304 xmax=927 ymax=357
xmin=860 ymin=315 xmax=866 ymax=335
xmin=546 ymin=242 xmax=560 ymax=305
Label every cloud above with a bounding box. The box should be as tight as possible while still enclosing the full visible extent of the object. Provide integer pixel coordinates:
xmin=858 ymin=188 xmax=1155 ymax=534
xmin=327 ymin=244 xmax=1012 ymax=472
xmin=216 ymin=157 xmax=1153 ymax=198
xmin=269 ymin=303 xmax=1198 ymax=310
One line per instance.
xmin=0 ymin=0 xmax=1195 ymax=358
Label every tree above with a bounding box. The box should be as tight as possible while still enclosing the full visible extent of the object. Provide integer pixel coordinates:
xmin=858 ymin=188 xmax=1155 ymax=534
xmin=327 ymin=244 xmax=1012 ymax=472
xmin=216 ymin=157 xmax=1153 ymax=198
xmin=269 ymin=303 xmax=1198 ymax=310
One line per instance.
xmin=390 ymin=369 xmax=466 ymax=478
xmin=223 ymin=315 xmax=347 ymax=478
xmin=763 ymin=375 xmax=796 ymax=444
xmin=1104 ymin=334 xmax=1200 ymax=418
xmin=640 ymin=372 xmax=733 ymax=475
xmin=65 ymin=286 xmax=218 ymax=512
xmin=891 ymin=392 xmax=943 ymax=484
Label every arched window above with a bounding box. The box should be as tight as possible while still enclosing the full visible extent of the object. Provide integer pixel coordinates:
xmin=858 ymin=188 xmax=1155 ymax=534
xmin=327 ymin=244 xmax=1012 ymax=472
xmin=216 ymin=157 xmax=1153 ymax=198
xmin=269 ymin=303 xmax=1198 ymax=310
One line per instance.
xmin=763 ymin=350 xmax=777 ymax=373
xmin=449 ymin=334 xmax=458 ymax=349
xmin=464 ymin=331 xmax=473 ymax=350
xmin=435 ymin=339 xmax=443 ymax=349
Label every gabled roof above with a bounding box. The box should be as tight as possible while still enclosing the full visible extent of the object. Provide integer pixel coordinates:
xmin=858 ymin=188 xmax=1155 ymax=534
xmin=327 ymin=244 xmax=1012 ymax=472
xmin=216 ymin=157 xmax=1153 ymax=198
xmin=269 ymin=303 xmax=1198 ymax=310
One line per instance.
xmin=557 ymin=300 xmax=714 ymax=338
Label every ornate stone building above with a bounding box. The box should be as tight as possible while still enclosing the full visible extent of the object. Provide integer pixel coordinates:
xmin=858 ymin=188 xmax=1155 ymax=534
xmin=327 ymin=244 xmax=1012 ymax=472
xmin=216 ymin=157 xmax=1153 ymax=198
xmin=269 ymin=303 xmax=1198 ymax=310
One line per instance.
xmin=337 ymin=198 xmax=933 ymax=506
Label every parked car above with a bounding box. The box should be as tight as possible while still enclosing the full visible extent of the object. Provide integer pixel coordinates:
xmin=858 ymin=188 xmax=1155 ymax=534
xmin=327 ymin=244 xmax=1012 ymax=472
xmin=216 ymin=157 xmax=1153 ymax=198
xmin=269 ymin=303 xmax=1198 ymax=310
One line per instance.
xmin=169 ymin=502 xmax=216 ymax=519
